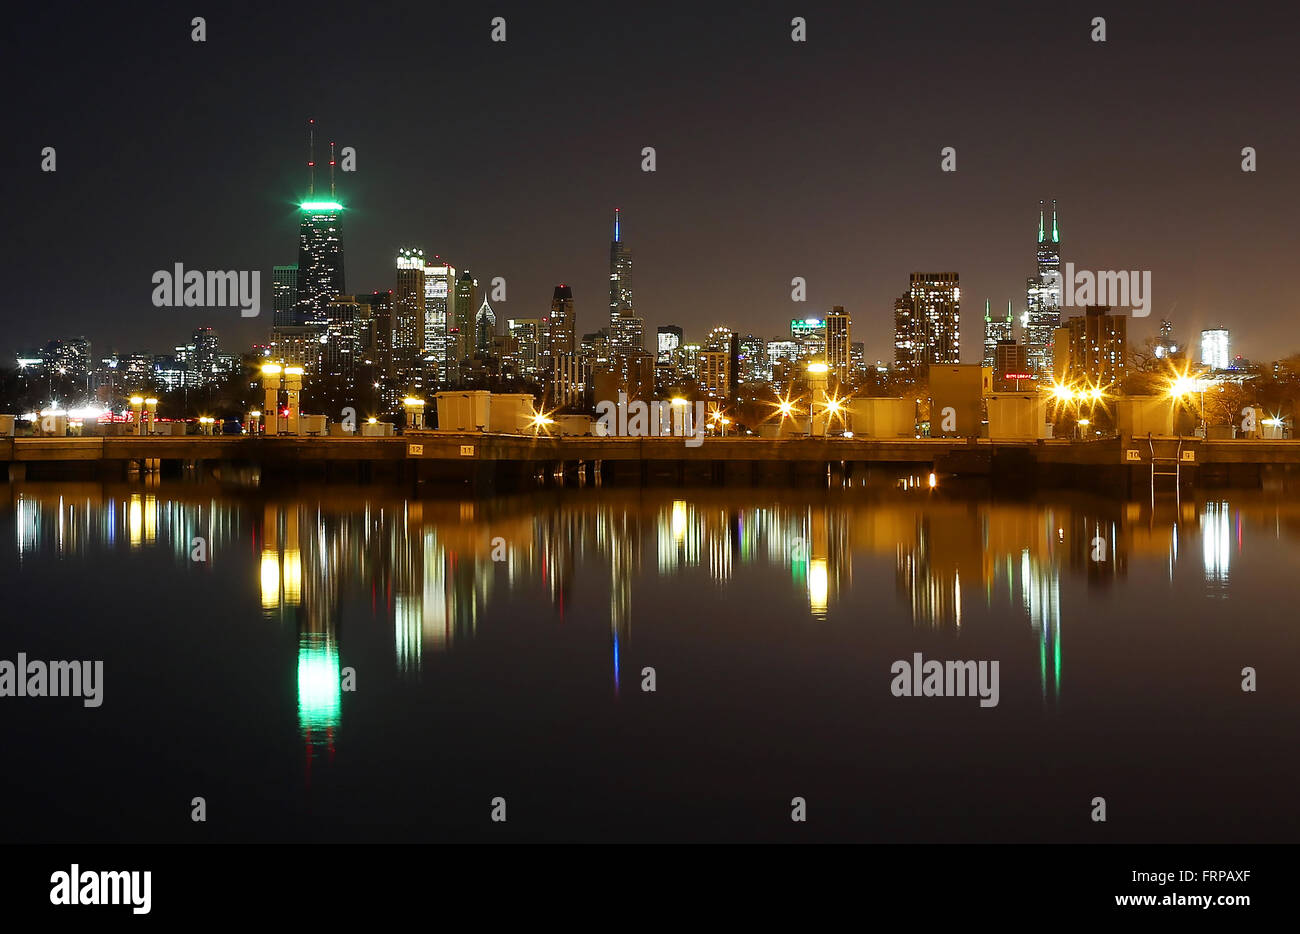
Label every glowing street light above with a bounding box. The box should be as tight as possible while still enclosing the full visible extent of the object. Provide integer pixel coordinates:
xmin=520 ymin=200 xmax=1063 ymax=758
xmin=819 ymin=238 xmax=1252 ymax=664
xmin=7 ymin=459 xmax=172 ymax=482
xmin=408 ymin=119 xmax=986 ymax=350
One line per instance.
xmin=261 ymin=363 xmax=283 ymax=435
xmin=283 ymin=366 xmax=305 ymax=435
xmin=402 ymin=397 xmax=426 ymax=430
xmin=129 ymin=395 xmax=145 ymax=436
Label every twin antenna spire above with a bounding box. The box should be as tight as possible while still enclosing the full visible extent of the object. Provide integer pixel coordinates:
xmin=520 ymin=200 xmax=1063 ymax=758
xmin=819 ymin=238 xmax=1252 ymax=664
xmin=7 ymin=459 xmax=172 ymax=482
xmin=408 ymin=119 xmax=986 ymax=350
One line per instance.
xmin=1036 ymin=199 xmax=1060 ymax=243
xmin=305 ymin=118 xmax=337 ymax=198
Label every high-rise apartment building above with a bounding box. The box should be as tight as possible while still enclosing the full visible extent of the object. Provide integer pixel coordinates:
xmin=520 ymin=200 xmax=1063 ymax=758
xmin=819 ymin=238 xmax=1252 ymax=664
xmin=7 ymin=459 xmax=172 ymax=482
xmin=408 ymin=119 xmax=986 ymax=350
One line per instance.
xmin=894 ymin=273 xmax=960 ymax=381
xmin=1063 ymin=306 xmax=1127 ymax=388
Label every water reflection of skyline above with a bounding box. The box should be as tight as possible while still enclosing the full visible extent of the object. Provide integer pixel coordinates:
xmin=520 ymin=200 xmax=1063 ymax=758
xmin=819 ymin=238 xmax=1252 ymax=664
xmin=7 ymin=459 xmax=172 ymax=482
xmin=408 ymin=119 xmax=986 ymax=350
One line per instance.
xmin=6 ymin=484 xmax=1289 ymax=734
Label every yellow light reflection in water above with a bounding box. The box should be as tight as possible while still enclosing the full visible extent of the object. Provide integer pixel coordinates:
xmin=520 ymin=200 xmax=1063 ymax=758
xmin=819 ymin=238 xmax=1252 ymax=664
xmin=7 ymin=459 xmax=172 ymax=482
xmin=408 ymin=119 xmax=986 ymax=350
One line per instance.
xmin=809 ymin=558 xmax=829 ymax=617
xmin=260 ymin=550 xmax=280 ymax=609
xmin=671 ymin=500 xmax=687 ymax=542
xmin=127 ymin=494 xmax=156 ymax=547
xmin=283 ymin=549 xmax=303 ymax=606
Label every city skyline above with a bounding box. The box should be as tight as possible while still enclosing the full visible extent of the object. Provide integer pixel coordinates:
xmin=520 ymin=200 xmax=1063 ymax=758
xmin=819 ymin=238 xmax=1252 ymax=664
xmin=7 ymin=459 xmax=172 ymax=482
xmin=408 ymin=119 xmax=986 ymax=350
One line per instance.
xmin=9 ymin=2 xmax=1299 ymax=365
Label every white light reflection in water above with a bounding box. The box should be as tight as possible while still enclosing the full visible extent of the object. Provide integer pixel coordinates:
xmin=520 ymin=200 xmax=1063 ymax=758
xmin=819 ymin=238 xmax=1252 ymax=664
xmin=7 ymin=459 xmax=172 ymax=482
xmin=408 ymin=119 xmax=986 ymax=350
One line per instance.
xmin=1202 ymin=501 xmax=1231 ymax=589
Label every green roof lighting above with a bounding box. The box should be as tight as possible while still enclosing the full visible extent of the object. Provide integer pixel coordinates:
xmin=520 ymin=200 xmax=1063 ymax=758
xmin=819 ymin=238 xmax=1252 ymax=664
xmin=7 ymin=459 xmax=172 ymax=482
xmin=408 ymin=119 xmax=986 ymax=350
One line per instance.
xmin=300 ymin=201 xmax=343 ymax=211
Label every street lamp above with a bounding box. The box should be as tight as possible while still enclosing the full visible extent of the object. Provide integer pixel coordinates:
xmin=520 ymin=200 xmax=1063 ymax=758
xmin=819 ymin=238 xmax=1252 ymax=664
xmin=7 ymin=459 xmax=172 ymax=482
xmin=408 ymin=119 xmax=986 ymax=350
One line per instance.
xmin=129 ymin=395 xmax=145 ymax=436
xmin=806 ymin=362 xmax=830 ymax=435
xmin=402 ymin=397 xmax=426 ymax=430
xmin=144 ymin=398 xmax=159 ymax=435
xmin=284 ymin=366 xmax=305 ymax=435
xmin=261 ymin=364 xmax=283 ymax=436
xmin=1167 ymin=373 xmax=1206 ymax=435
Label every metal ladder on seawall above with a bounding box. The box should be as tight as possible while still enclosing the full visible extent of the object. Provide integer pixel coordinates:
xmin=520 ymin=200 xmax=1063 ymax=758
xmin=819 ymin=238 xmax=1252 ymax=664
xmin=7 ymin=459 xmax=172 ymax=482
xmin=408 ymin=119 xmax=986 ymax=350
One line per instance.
xmin=1149 ymin=434 xmax=1182 ymax=507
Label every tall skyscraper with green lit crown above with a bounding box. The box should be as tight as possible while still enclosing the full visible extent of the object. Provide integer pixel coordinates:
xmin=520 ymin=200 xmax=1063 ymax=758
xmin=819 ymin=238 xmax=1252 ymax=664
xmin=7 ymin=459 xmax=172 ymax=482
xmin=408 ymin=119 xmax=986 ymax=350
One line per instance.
xmin=1025 ymin=201 xmax=1061 ymax=375
xmin=295 ymin=200 xmax=346 ymax=326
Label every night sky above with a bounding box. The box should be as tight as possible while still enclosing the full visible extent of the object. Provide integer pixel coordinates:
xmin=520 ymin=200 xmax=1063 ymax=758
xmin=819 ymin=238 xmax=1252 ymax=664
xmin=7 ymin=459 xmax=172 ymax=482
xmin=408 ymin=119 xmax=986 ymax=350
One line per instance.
xmin=6 ymin=0 xmax=1299 ymax=363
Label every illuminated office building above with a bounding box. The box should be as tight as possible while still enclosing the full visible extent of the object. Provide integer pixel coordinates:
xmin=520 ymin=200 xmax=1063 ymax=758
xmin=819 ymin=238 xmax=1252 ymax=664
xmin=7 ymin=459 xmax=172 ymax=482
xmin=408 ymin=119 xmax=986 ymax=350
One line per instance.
xmin=394 ymin=248 xmax=426 ymax=374
xmin=825 ymin=307 xmax=851 ymax=381
xmin=1201 ymin=328 xmax=1230 ymax=371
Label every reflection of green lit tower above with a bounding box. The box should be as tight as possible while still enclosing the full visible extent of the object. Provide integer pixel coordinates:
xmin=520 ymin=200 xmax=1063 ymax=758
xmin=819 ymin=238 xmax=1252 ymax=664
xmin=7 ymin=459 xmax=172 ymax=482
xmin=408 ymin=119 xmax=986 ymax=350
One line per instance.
xmin=297 ymin=635 xmax=341 ymax=741
xmin=1019 ymin=550 xmax=1061 ymax=704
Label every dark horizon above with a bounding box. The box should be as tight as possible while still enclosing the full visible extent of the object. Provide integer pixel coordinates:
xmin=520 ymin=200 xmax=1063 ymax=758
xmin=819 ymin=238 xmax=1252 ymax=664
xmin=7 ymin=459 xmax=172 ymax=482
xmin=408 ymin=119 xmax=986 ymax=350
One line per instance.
xmin=7 ymin=1 xmax=1300 ymax=362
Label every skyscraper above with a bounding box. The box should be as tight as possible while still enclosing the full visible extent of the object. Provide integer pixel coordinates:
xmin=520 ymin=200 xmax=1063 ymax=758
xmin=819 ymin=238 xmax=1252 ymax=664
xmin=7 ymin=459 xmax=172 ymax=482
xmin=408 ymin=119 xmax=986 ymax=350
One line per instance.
xmin=893 ymin=293 xmax=922 ymax=382
xmin=982 ymin=299 xmax=1015 ymax=368
xmin=394 ymin=248 xmax=426 ymax=377
xmin=294 ymin=201 xmax=346 ymax=326
xmin=1201 ymin=328 xmax=1230 ymax=370
xmin=657 ymin=325 xmax=683 ymax=362
xmin=547 ymin=284 xmax=576 ymax=360
xmin=608 ymin=209 xmax=637 ymax=353
xmin=791 ymin=317 xmax=827 ymax=360
xmin=191 ymin=327 xmax=220 ymax=383
xmin=738 ymin=335 xmax=769 ymax=384
xmin=323 ymin=296 xmax=362 ymax=398
xmin=895 ymin=273 xmax=961 ymax=377
xmin=508 ymin=318 xmax=543 ymax=377
xmin=367 ymin=290 xmax=395 ymax=379
xmin=423 ymin=259 xmax=456 ymax=379
xmin=1064 ymin=306 xmax=1127 ymax=388
xmin=1024 ymin=201 xmax=1062 ymax=375
xmin=453 ymin=270 xmax=478 ymax=369
xmin=273 ymin=266 xmax=299 ymax=328
xmin=475 ymin=297 xmax=496 ymax=354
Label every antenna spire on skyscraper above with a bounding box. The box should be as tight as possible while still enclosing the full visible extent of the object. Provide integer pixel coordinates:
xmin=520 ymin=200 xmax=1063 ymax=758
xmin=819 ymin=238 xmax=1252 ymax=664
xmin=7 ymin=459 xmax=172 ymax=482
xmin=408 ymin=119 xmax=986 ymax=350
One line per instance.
xmin=330 ymin=141 xmax=336 ymax=198
xmin=1051 ymin=199 xmax=1059 ymax=243
xmin=1037 ymin=200 xmax=1045 ymax=243
xmin=614 ymin=207 xmax=621 ymax=242
xmin=307 ymin=119 xmax=316 ymax=197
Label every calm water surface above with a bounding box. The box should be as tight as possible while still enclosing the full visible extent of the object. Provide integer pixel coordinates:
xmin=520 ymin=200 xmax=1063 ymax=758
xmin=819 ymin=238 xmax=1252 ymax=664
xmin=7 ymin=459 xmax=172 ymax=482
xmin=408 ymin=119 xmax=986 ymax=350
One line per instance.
xmin=2 ymin=480 xmax=1296 ymax=842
